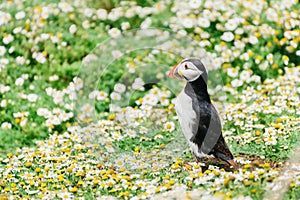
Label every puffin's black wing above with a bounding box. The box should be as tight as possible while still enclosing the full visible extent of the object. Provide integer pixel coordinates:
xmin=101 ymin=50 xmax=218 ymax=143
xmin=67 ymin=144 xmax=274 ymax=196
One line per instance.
xmin=190 ymin=104 xmax=233 ymax=161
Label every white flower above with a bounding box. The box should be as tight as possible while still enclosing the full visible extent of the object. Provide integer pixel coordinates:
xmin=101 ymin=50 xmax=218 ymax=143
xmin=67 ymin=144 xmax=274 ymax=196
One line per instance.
xmin=69 ymin=24 xmax=77 ymax=34
xmin=250 ymin=75 xmax=261 ymax=83
xmin=143 ymin=94 xmax=158 ymax=106
xmin=97 ymin=91 xmax=108 ymax=101
xmin=0 ymin=46 xmax=6 ymax=56
xmin=29 ymin=85 xmax=35 ymax=90
xmin=110 ymin=92 xmax=121 ymax=101
xmin=189 ymin=0 xmax=202 ymax=9
xmin=0 ymin=84 xmax=10 ymax=93
xmin=132 ymin=78 xmax=145 ymax=91
xmin=3 ymin=34 xmax=14 ymax=44
xmin=1 ymin=99 xmax=7 ymax=107
xmin=82 ymin=20 xmax=90 ymax=29
xmin=114 ymin=83 xmax=126 ymax=93
xmin=37 ymin=108 xmax=50 ymax=117
xmin=108 ymin=28 xmax=121 ymax=38
xmin=264 ymin=136 xmax=277 ymax=146
xmin=266 ymin=53 xmax=273 ymax=64
xmin=225 ymin=19 xmax=239 ymax=31
xmin=198 ymin=17 xmax=210 ymax=28
xmin=20 ymin=118 xmax=28 ymax=127
xmin=1 ymin=122 xmax=12 ymax=129
xmin=33 ymin=52 xmax=46 ymax=64
xmin=109 ymin=9 xmax=122 ymax=21
xmin=164 ymin=121 xmax=175 ymax=132
xmin=234 ymin=40 xmax=245 ymax=49
xmin=8 ymin=46 xmax=15 ymax=54
xmin=22 ymin=74 xmax=29 ymax=80
xmin=27 ymin=94 xmax=38 ymax=102
xmin=58 ymin=2 xmax=74 ymax=13
xmin=57 ymin=191 xmax=73 ymax=200
xmin=82 ymin=54 xmax=98 ymax=64
xmin=0 ymin=11 xmax=11 ymax=26
xmin=221 ymin=32 xmax=234 ymax=42
xmin=240 ymin=70 xmax=252 ymax=82
xmin=96 ymin=9 xmax=107 ymax=20
xmin=227 ymin=68 xmax=239 ymax=78
xmin=123 ymin=7 xmax=134 ymax=18
xmin=112 ymin=50 xmax=123 ymax=59
xmin=88 ymin=90 xmax=99 ymax=99
xmin=121 ymin=22 xmax=130 ymax=30
xmin=249 ymin=36 xmax=258 ymax=45
xmin=182 ymin=18 xmax=194 ymax=28
xmin=83 ymin=8 xmax=93 ymax=18
xmin=16 ymin=56 xmax=26 ymax=65
xmin=141 ymin=17 xmax=152 ymax=29
xmin=259 ymin=61 xmax=268 ymax=71
xmin=41 ymin=7 xmax=50 ymax=19
xmin=73 ymin=77 xmax=83 ymax=90
xmin=49 ymin=75 xmax=59 ymax=81
xmin=109 ymin=104 xmax=121 ymax=112
xmin=15 ymin=11 xmax=25 ymax=20
xmin=15 ymin=77 xmax=24 ymax=86
xmin=231 ymin=79 xmax=243 ymax=87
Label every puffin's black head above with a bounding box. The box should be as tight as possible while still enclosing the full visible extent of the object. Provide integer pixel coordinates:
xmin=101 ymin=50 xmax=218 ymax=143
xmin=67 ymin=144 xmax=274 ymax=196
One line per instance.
xmin=168 ymin=58 xmax=208 ymax=83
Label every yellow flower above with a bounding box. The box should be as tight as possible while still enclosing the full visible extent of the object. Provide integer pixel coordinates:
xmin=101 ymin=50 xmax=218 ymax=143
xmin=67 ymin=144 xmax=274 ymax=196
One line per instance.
xmin=243 ymin=180 xmax=251 ymax=186
xmin=25 ymin=162 xmax=32 ymax=167
xmin=248 ymin=173 xmax=255 ymax=180
xmin=251 ymin=189 xmax=257 ymax=193
xmin=70 ymin=187 xmax=78 ymax=193
xmin=7 ymin=153 xmax=13 ymax=158
xmin=243 ymin=164 xmax=251 ymax=169
xmin=35 ymin=168 xmax=41 ymax=173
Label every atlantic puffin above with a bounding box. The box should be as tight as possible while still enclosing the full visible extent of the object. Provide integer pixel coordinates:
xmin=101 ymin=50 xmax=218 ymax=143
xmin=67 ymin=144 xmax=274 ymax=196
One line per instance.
xmin=168 ymin=58 xmax=235 ymax=166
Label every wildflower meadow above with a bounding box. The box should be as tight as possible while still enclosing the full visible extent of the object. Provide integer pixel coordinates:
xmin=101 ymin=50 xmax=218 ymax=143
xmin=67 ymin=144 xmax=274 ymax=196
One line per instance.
xmin=0 ymin=0 xmax=300 ymax=199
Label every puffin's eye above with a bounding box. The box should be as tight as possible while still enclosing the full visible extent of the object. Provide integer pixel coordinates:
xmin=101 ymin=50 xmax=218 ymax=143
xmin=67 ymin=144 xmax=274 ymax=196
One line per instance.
xmin=184 ymin=64 xmax=188 ymax=70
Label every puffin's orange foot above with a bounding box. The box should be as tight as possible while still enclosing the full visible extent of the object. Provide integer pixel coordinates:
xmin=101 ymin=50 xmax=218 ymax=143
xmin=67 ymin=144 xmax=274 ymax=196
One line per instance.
xmin=183 ymin=163 xmax=193 ymax=169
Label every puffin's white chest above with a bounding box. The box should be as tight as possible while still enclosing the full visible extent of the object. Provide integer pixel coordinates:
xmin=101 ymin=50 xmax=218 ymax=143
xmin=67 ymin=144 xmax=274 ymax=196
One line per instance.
xmin=174 ymin=90 xmax=213 ymax=159
xmin=174 ymin=90 xmax=197 ymax=141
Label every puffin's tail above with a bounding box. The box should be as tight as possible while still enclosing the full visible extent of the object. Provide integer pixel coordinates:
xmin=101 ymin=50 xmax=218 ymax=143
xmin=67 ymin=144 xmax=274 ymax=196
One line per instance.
xmin=213 ymin=135 xmax=237 ymax=167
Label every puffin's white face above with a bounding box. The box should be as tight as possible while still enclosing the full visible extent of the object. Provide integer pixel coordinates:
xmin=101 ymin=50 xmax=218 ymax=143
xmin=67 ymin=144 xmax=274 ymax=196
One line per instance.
xmin=168 ymin=61 xmax=203 ymax=82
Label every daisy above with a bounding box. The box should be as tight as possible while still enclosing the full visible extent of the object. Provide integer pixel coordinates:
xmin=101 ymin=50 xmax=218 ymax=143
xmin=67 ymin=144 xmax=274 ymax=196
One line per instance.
xmin=109 ymin=91 xmax=121 ymax=101
xmin=57 ymin=191 xmax=73 ymax=200
xmin=189 ymin=0 xmax=202 ymax=9
xmin=0 ymin=46 xmax=6 ymax=56
xmin=69 ymin=24 xmax=77 ymax=34
xmin=111 ymin=50 xmax=123 ymax=59
xmin=108 ymin=28 xmax=121 ymax=38
xmin=3 ymin=34 xmax=14 ymax=44
xmin=221 ymin=32 xmax=234 ymax=42
xmin=1 ymin=122 xmax=12 ymax=129
xmin=96 ymin=9 xmax=107 ymax=20
xmin=164 ymin=122 xmax=175 ymax=132
xmin=132 ymin=78 xmax=145 ymax=91
xmin=15 ymin=77 xmax=25 ymax=86
xmin=27 ymin=93 xmax=38 ymax=102
xmin=121 ymin=22 xmax=130 ymax=30
xmin=225 ymin=18 xmax=239 ymax=31
xmin=114 ymin=83 xmax=126 ymax=93
xmin=15 ymin=11 xmax=25 ymax=20
xmin=197 ymin=17 xmax=210 ymax=28
xmin=227 ymin=68 xmax=239 ymax=78
xmin=249 ymin=36 xmax=259 ymax=45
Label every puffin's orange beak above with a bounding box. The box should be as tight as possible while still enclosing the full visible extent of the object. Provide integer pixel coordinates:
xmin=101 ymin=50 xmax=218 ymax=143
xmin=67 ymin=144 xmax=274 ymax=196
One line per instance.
xmin=168 ymin=64 xmax=178 ymax=79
